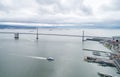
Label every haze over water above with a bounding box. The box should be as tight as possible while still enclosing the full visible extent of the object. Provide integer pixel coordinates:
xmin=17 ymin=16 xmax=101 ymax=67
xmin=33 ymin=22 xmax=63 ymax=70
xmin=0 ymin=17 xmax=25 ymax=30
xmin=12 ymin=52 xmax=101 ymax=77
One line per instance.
xmin=0 ymin=28 xmax=119 ymax=77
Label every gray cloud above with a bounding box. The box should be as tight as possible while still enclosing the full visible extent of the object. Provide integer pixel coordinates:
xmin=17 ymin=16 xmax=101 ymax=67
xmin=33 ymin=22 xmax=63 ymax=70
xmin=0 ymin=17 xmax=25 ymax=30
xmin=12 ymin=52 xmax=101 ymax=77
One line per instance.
xmin=111 ymin=0 xmax=120 ymax=10
xmin=102 ymin=0 xmax=120 ymax=11
xmin=0 ymin=0 xmax=119 ymax=25
xmin=36 ymin=0 xmax=57 ymax=5
xmin=80 ymin=4 xmax=92 ymax=15
xmin=36 ymin=0 xmax=92 ymax=15
xmin=0 ymin=2 xmax=10 ymax=13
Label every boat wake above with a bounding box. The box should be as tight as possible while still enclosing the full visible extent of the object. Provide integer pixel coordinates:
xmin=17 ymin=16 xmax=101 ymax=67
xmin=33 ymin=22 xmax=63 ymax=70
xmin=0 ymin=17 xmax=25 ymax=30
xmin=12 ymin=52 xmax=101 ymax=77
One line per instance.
xmin=25 ymin=56 xmax=47 ymax=60
xmin=10 ymin=53 xmax=47 ymax=60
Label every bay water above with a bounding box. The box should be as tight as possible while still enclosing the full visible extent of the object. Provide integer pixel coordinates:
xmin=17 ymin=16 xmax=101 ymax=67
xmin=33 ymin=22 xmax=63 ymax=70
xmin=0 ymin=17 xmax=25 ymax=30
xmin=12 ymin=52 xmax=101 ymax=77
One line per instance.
xmin=0 ymin=28 xmax=119 ymax=77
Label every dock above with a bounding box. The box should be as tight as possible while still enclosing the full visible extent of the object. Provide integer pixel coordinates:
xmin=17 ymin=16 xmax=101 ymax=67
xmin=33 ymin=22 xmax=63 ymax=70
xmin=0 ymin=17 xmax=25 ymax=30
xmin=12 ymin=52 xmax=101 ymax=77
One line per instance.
xmin=84 ymin=56 xmax=115 ymax=67
xmin=83 ymin=48 xmax=112 ymax=53
xmin=97 ymin=72 xmax=113 ymax=77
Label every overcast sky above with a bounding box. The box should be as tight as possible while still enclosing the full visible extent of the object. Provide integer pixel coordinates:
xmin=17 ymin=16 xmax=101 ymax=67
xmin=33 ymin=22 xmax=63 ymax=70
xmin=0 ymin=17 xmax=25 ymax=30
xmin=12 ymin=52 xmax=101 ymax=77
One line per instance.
xmin=0 ymin=0 xmax=120 ymax=26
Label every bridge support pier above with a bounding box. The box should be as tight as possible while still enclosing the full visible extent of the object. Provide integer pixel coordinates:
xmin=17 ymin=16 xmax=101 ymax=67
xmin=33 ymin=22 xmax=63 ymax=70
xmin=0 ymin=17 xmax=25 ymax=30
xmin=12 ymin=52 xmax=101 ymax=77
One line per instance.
xmin=36 ymin=33 xmax=39 ymax=39
xmin=36 ymin=27 xmax=39 ymax=39
xmin=82 ymin=30 xmax=84 ymax=42
xmin=14 ymin=33 xmax=19 ymax=39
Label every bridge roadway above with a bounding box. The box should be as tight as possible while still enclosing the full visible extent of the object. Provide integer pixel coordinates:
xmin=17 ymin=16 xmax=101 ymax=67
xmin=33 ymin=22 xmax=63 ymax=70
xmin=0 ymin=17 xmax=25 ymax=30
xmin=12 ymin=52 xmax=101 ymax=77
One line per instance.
xmin=0 ymin=32 xmax=110 ymax=38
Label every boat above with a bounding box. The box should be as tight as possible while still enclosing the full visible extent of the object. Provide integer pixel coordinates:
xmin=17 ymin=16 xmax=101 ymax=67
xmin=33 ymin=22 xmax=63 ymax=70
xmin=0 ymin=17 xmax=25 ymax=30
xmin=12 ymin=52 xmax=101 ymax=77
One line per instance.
xmin=47 ymin=57 xmax=54 ymax=61
xmin=93 ymin=51 xmax=101 ymax=56
xmin=98 ymin=72 xmax=113 ymax=77
xmin=84 ymin=56 xmax=97 ymax=62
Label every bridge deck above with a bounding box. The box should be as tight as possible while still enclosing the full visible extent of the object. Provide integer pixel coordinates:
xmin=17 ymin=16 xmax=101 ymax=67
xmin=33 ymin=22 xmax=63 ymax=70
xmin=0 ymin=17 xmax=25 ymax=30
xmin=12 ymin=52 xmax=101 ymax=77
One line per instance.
xmin=0 ymin=32 xmax=110 ymax=38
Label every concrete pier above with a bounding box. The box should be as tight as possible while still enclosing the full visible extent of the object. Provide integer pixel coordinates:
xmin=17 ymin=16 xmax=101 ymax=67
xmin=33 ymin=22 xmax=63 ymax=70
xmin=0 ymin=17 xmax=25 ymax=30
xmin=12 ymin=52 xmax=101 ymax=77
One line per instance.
xmin=82 ymin=30 xmax=84 ymax=42
xmin=36 ymin=27 xmax=39 ymax=39
xmin=14 ymin=33 xmax=19 ymax=39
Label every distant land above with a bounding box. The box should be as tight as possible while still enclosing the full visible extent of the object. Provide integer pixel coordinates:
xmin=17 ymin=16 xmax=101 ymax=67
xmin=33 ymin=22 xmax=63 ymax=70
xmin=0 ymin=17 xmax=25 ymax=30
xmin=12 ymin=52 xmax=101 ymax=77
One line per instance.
xmin=0 ymin=25 xmax=36 ymax=29
xmin=0 ymin=24 xmax=120 ymax=29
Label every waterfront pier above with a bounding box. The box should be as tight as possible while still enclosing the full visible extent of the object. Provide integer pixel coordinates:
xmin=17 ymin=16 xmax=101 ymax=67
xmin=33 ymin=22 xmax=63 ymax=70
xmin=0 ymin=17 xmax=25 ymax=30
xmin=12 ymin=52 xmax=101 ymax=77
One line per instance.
xmin=114 ymin=58 xmax=120 ymax=73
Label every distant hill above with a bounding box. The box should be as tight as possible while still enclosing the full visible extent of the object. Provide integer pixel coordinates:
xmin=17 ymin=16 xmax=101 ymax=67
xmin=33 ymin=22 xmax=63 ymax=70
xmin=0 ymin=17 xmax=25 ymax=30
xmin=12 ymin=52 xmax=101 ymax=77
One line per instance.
xmin=0 ymin=24 xmax=59 ymax=29
xmin=0 ymin=25 xmax=37 ymax=29
xmin=0 ymin=24 xmax=120 ymax=29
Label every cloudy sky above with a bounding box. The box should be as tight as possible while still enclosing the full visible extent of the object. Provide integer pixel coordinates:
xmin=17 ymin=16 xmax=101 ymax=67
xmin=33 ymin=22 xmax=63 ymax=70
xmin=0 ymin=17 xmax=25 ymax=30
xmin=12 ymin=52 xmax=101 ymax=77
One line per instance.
xmin=0 ymin=0 xmax=120 ymax=26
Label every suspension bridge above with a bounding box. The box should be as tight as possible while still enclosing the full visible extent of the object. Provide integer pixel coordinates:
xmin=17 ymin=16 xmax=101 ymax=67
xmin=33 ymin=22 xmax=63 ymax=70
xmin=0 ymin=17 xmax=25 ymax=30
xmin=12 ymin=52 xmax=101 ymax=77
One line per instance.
xmin=0 ymin=30 xmax=111 ymax=41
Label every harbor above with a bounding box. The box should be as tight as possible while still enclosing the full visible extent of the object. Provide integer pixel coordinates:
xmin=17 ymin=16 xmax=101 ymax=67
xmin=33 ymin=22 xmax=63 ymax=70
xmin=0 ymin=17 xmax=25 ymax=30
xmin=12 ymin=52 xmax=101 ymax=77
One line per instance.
xmin=101 ymin=37 xmax=120 ymax=73
xmin=84 ymin=35 xmax=120 ymax=76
